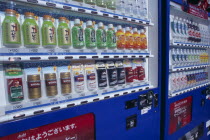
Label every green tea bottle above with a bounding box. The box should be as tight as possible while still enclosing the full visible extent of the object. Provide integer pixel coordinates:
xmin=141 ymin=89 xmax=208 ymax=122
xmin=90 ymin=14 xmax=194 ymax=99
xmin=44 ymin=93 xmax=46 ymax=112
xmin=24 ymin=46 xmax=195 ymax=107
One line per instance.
xmin=57 ymin=17 xmax=71 ymax=48
xmin=72 ymin=0 xmax=83 ymax=2
xmin=106 ymin=0 xmax=116 ymax=10
xmin=107 ymin=24 xmax=116 ymax=49
xmin=72 ymin=19 xmax=84 ymax=49
xmin=85 ymin=0 xmax=96 ymax=5
xmin=85 ymin=21 xmax=96 ymax=49
xmin=96 ymin=22 xmax=106 ymax=49
xmin=22 ymin=12 xmax=40 ymax=48
xmin=2 ymin=9 xmax=21 ymax=48
xmin=41 ymin=15 xmax=57 ymax=48
xmin=96 ymin=0 xmax=106 ymax=7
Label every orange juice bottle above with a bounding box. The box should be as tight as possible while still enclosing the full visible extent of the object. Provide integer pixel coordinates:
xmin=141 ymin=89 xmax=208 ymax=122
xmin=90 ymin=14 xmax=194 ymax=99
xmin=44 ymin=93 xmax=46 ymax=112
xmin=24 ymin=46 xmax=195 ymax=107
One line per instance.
xmin=133 ymin=28 xmax=141 ymax=50
xmin=125 ymin=27 xmax=134 ymax=50
xmin=116 ymin=25 xmax=125 ymax=49
xmin=140 ymin=28 xmax=148 ymax=50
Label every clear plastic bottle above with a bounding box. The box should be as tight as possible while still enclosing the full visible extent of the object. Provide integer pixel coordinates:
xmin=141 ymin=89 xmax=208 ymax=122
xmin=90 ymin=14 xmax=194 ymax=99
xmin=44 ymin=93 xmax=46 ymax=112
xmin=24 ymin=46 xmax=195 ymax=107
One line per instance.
xmin=106 ymin=0 xmax=116 ymax=10
xmin=116 ymin=0 xmax=125 ymax=14
xmin=141 ymin=0 xmax=148 ymax=19
xmin=125 ymin=0 xmax=133 ymax=16
xmin=133 ymin=0 xmax=140 ymax=18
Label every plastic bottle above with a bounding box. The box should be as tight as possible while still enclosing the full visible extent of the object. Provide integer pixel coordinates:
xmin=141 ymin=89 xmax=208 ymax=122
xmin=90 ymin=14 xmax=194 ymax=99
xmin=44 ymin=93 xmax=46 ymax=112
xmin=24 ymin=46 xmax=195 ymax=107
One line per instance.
xmin=2 ymin=9 xmax=21 ymax=48
xmin=139 ymin=28 xmax=148 ymax=50
xmin=116 ymin=0 xmax=125 ymax=14
xmin=133 ymin=28 xmax=141 ymax=50
xmin=125 ymin=0 xmax=133 ymax=16
xmin=141 ymin=0 xmax=148 ymax=19
xmin=106 ymin=0 xmax=116 ymax=10
xmin=178 ymin=18 xmax=184 ymax=42
xmin=133 ymin=0 xmax=140 ymax=18
xmin=125 ymin=27 xmax=133 ymax=50
xmin=85 ymin=20 xmax=96 ymax=49
xmin=72 ymin=0 xmax=84 ymax=3
xmin=22 ymin=12 xmax=40 ymax=48
xmin=57 ymin=17 xmax=71 ymax=48
xmin=171 ymin=48 xmax=177 ymax=66
xmin=173 ymin=16 xmax=179 ymax=42
xmin=170 ymin=15 xmax=177 ymax=41
xmin=96 ymin=0 xmax=106 ymax=8
xmin=72 ymin=19 xmax=85 ymax=49
xmin=41 ymin=15 xmax=57 ymax=48
xmin=85 ymin=0 xmax=96 ymax=5
xmin=96 ymin=22 xmax=106 ymax=49
xmin=182 ymin=19 xmax=188 ymax=43
xmin=107 ymin=24 xmax=116 ymax=49
xmin=116 ymin=25 xmax=125 ymax=49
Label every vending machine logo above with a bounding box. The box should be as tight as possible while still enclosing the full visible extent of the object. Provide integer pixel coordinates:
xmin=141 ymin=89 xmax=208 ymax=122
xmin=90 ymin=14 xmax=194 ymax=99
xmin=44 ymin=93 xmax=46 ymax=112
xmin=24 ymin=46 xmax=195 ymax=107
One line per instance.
xmin=0 ymin=113 xmax=95 ymax=140
xmin=169 ymin=96 xmax=192 ymax=134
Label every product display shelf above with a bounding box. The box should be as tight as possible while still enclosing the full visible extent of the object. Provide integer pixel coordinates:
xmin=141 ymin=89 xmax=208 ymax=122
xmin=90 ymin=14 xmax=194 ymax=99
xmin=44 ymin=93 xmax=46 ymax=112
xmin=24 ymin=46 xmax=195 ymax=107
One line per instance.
xmin=169 ymin=81 xmax=210 ymax=98
xmin=13 ymin=0 xmax=154 ymax=26
xmin=0 ymin=83 xmax=153 ymax=123
xmin=0 ymin=49 xmax=153 ymax=62
xmin=171 ymin=41 xmax=210 ymax=49
xmin=170 ymin=64 xmax=210 ymax=72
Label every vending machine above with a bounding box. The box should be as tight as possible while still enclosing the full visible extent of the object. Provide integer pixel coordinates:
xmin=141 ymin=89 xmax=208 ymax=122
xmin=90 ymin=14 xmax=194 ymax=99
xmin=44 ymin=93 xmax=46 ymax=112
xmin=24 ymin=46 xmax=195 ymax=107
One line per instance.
xmin=162 ymin=0 xmax=210 ymax=139
xmin=0 ymin=0 xmax=161 ymax=140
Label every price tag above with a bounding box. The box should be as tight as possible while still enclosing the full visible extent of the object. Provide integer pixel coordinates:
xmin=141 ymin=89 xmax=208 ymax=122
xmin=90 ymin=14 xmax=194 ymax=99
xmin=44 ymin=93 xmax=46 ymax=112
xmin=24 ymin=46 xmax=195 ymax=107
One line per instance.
xmin=33 ymin=101 xmax=41 ymax=106
xmin=50 ymin=98 xmax=59 ymax=105
xmin=13 ymin=104 xmax=23 ymax=110
xmin=8 ymin=48 xmax=19 ymax=53
xmin=29 ymin=49 xmax=38 ymax=53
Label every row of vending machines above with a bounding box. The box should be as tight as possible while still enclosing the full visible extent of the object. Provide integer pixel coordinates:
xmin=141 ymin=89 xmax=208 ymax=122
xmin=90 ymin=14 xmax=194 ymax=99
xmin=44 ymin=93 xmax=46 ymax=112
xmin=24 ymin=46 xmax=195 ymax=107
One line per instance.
xmin=0 ymin=0 xmax=209 ymax=140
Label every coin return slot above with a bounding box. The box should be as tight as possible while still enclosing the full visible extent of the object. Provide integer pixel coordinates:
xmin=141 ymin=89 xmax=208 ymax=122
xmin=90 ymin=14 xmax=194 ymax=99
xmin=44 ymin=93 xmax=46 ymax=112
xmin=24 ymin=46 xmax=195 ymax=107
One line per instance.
xmin=81 ymin=101 xmax=88 ymax=104
xmin=34 ymin=110 xmax=44 ymax=114
xmin=48 ymin=57 xmax=58 ymax=60
xmin=30 ymin=57 xmax=41 ymax=60
xmin=13 ymin=114 xmax=25 ymax=119
xmin=67 ymin=103 xmax=75 ymax=107
xmin=51 ymin=106 xmax=60 ymax=110
xmin=93 ymin=98 xmax=100 ymax=102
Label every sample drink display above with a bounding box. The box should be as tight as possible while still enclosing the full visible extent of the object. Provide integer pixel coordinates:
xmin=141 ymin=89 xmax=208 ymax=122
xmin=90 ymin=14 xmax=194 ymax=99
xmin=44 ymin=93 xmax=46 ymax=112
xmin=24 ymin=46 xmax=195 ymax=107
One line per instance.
xmin=170 ymin=15 xmax=210 ymax=45
xmin=1 ymin=10 xmax=148 ymax=51
xmin=170 ymin=48 xmax=209 ymax=67
xmin=170 ymin=69 xmax=209 ymax=92
xmin=4 ymin=59 xmax=147 ymax=104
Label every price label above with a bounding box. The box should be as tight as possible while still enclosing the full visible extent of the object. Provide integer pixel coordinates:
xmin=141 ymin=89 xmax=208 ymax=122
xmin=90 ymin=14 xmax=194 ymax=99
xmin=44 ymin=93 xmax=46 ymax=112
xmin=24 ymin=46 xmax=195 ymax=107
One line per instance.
xmin=65 ymin=95 xmax=72 ymax=100
xmin=48 ymin=49 xmax=55 ymax=53
xmin=33 ymin=101 xmax=41 ymax=106
xmin=29 ymin=49 xmax=38 ymax=53
xmin=8 ymin=48 xmax=19 ymax=53
xmin=13 ymin=104 xmax=23 ymax=110
xmin=64 ymin=49 xmax=71 ymax=53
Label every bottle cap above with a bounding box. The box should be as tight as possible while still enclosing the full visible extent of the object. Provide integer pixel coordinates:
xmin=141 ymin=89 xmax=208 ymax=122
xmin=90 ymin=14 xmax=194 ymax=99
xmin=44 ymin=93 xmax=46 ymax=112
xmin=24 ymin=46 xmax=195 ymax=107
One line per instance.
xmin=117 ymin=25 xmax=122 ymax=30
xmin=133 ymin=28 xmax=138 ymax=32
xmin=59 ymin=17 xmax=67 ymax=21
xmin=108 ymin=24 xmax=113 ymax=29
xmin=125 ymin=27 xmax=130 ymax=31
xmin=98 ymin=22 xmax=103 ymax=27
xmin=74 ymin=19 xmax=80 ymax=25
xmin=24 ymin=12 xmax=35 ymax=17
xmin=5 ymin=9 xmax=16 ymax=15
xmin=140 ymin=29 xmax=144 ymax=33
xmin=43 ymin=15 xmax=52 ymax=20
xmin=86 ymin=20 xmax=93 ymax=26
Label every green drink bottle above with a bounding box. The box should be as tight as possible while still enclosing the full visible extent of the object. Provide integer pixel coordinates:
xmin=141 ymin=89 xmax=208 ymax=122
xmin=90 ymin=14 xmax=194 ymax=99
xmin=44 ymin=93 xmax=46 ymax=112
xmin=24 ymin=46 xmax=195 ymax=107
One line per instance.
xmin=85 ymin=0 xmax=96 ymax=5
xmin=96 ymin=22 xmax=106 ymax=49
xmin=107 ymin=24 xmax=116 ymax=49
xmin=106 ymin=0 xmax=116 ymax=10
xmin=85 ymin=21 xmax=96 ymax=49
xmin=41 ymin=15 xmax=57 ymax=48
xmin=72 ymin=0 xmax=84 ymax=2
xmin=22 ymin=12 xmax=40 ymax=48
xmin=2 ymin=9 xmax=21 ymax=48
xmin=96 ymin=0 xmax=106 ymax=7
xmin=72 ymin=19 xmax=85 ymax=49
xmin=57 ymin=17 xmax=71 ymax=48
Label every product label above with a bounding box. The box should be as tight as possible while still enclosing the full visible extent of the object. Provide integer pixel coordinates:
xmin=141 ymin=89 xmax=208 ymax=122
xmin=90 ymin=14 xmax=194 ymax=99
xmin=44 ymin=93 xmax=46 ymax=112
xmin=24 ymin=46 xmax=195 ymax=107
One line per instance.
xmin=45 ymin=26 xmax=56 ymax=44
xmin=125 ymin=67 xmax=134 ymax=83
xmin=7 ymin=78 xmax=24 ymax=102
xmin=28 ymin=81 xmax=41 ymax=88
xmin=107 ymin=69 xmax=118 ymax=86
xmin=117 ymin=33 xmax=125 ymax=49
xmin=97 ymin=69 xmax=107 ymax=88
xmin=78 ymin=28 xmax=84 ymax=42
xmin=61 ymin=78 xmax=71 ymax=84
xmin=5 ymin=22 xmax=21 ymax=43
xmin=61 ymin=28 xmax=71 ymax=44
xmin=87 ymin=73 xmax=96 ymax=90
xmin=137 ymin=66 xmax=145 ymax=81
xmin=74 ymin=74 xmax=85 ymax=92
xmin=117 ymin=68 xmax=125 ymax=84
xmin=27 ymin=25 xmax=39 ymax=44
xmin=46 ymin=79 xmax=57 ymax=86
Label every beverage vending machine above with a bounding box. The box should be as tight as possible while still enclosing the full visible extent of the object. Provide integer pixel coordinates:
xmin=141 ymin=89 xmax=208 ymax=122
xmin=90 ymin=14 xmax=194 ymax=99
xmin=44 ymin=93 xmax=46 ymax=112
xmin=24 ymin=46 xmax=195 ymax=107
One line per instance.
xmin=162 ymin=0 xmax=210 ymax=139
xmin=0 ymin=0 xmax=161 ymax=140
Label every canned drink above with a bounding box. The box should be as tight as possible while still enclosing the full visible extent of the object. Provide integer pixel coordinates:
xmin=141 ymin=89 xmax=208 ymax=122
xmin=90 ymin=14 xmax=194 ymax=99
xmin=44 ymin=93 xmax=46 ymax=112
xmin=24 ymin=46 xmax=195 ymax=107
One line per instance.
xmin=60 ymin=72 xmax=71 ymax=94
xmin=27 ymin=74 xmax=42 ymax=99
xmin=44 ymin=73 xmax=58 ymax=96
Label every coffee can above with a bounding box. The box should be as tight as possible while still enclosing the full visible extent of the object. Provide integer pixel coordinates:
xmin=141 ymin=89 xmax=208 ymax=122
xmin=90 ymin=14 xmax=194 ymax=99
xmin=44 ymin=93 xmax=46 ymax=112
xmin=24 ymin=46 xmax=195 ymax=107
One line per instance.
xmin=44 ymin=73 xmax=58 ymax=96
xmin=27 ymin=74 xmax=42 ymax=99
xmin=60 ymin=72 xmax=71 ymax=94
